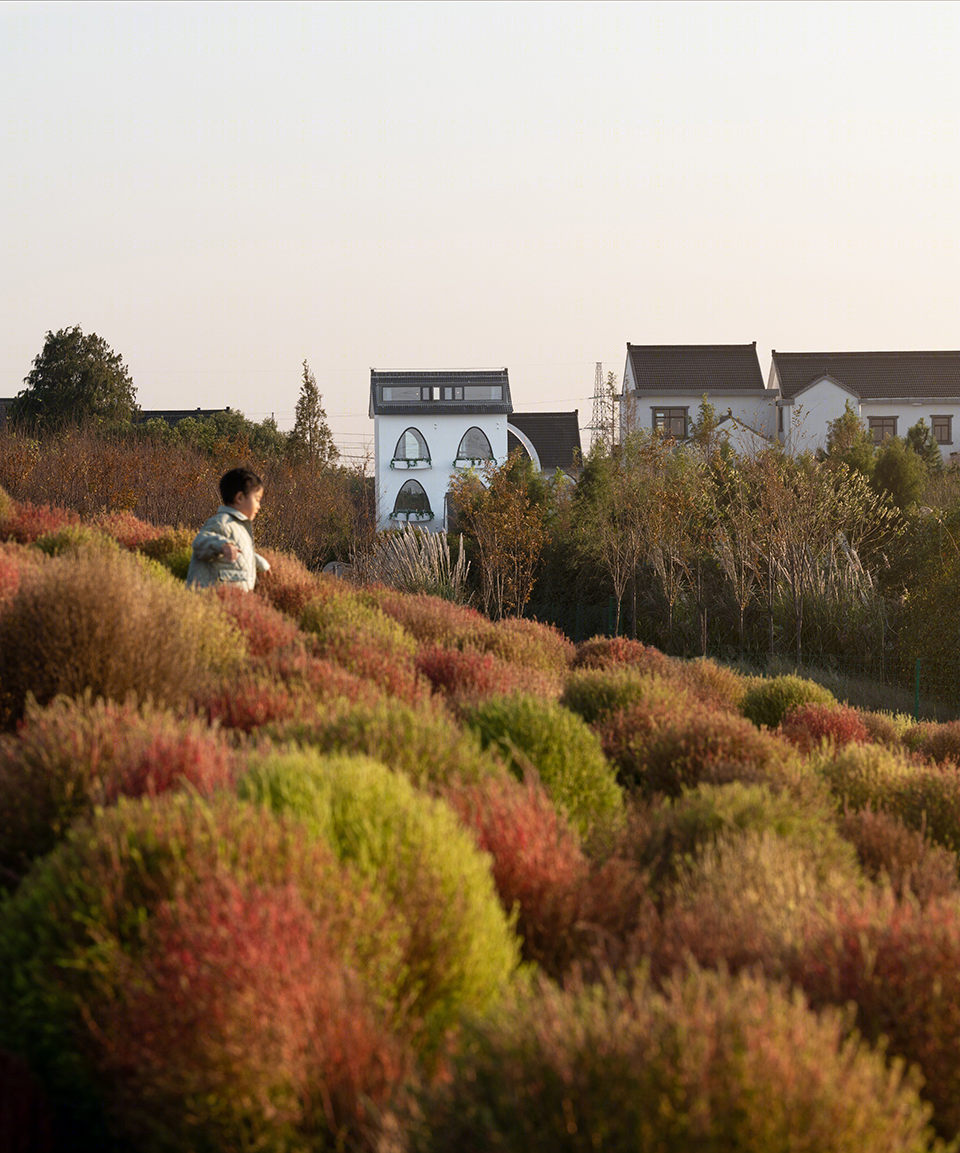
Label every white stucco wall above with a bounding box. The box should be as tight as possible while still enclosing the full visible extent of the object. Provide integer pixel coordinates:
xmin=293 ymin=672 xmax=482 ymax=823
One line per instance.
xmin=620 ymin=390 xmax=777 ymax=440
xmin=374 ymin=412 xmax=508 ymax=530
xmin=782 ymin=378 xmax=858 ymax=454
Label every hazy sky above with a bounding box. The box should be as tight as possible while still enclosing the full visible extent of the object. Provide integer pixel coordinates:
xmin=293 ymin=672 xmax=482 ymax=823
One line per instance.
xmin=3 ymin=1 xmax=960 ymax=465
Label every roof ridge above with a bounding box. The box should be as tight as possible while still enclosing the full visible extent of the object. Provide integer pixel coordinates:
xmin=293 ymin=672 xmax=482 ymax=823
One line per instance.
xmin=773 ymin=350 xmax=960 ymax=359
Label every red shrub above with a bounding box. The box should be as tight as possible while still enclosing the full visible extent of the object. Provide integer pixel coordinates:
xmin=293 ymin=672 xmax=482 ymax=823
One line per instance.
xmin=0 ymin=543 xmax=43 ymax=604
xmin=598 ymin=696 xmax=680 ymax=785
xmin=256 ymin=549 xmax=335 ymax=616
xmin=92 ymin=510 xmax=166 ymax=551
xmin=791 ymin=891 xmax=960 ymax=1137
xmin=573 ymin=635 xmax=673 ymax=675
xmin=916 ymin=720 xmax=960 ymax=766
xmin=779 ymin=702 xmax=869 ymax=752
xmin=416 ymin=645 xmax=555 ymax=705
xmin=318 ymin=636 xmax=426 ymax=702
xmin=196 ymin=677 xmax=313 ymax=734
xmin=254 ymin=649 xmax=383 ymax=709
xmin=214 ymin=586 xmax=303 ymax=658
xmin=0 ymin=696 xmax=239 ymax=882
xmin=839 ymin=808 xmax=959 ymax=905
xmin=0 ymin=500 xmax=81 ymax=544
xmin=371 ymin=588 xmax=491 ymax=649
xmin=97 ymin=871 xmax=407 ymax=1150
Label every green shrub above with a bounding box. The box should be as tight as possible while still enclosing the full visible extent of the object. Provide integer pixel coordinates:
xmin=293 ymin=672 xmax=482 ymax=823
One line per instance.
xmin=561 ymin=667 xmax=690 ymax=727
xmin=480 ymin=617 xmax=575 ymax=673
xmin=238 ymin=751 xmax=520 ymax=1038
xmin=740 ymin=674 xmax=836 ymax=729
xmin=0 ymin=550 xmax=246 ymax=727
xmin=416 ymin=966 xmax=943 ymax=1153
xmin=0 ymin=794 xmax=405 ymax=1130
xmin=459 ymin=694 xmax=624 ymax=842
xmin=267 ymin=696 xmax=499 ymax=788
xmin=31 ymin=524 xmax=122 ymax=558
xmin=637 ymin=782 xmax=854 ymax=899
xmin=137 ymin=525 xmax=194 ymax=579
xmin=675 ymin=656 xmax=750 ymax=712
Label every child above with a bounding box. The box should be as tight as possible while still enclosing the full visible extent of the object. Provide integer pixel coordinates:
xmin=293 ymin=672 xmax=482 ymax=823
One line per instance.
xmin=186 ymin=467 xmax=270 ymax=592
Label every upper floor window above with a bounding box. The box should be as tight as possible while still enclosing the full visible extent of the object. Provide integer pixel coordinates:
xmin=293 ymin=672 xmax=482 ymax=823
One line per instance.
xmin=393 ymin=427 xmax=430 ymax=462
xmin=652 ymin=407 xmax=688 ymax=439
xmin=868 ymin=416 xmax=897 ymax=444
xmin=457 ymin=426 xmax=494 ymax=460
xmin=933 ymin=415 xmax=953 ymax=445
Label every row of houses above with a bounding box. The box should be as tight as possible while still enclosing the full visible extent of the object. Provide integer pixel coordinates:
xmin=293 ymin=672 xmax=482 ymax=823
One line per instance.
xmin=373 ymin=345 xmax=960 ymax=530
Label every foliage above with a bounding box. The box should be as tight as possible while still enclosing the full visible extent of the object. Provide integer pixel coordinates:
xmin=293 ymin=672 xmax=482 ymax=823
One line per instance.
xmin=416 ymin=966 xmax=945 ymax=1153
xmin=573 ymin=634 xmax=674 ymax=675
xmin=825 ymin=400 xmax=876 ymax=477
xmin=10 ymin=326 xmax=138 ymax=431
xmin=839 ymin=808 xmax=959 ymax=904
xmin=287 ymin=359 xmax=338 ymax=466
xmin=907 ymin=418 xmax=943 ymax=474
xmin=561 ymin=666 xmax=686 ymax=727
xmin=791 ymin=890 xmax=960 ymax=1139
xmin=0 ymin=550 xmax=245 ymax=727
xmin=740 ymin=673 xmax=837 ymax=728
xmin=415 ymin=644 xmax=555 ymax=705
xmin=355 ymin=525 xmax=471 ymax=602
xmin=447 ymin=450 xmax=548 ymax=618
xmin=0 ymin=694 xmax=239 ymax=885
xmin=873 ymin=436 xmax=928 ymax=511
xmin=458 ymin=693 xmax=624 ymax=841
xmin=779 ymin=701 xmax=870 ymax=752
xmin=238 ymin=751 xmax=520 ymax=1038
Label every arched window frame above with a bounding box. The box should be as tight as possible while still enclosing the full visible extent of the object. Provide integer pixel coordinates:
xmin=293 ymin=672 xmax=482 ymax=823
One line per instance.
xmin=390 ymin=478 xmax=433 ymax=522
xmin=454 ymin=426 xmax=494 ymax=467
xmin=391 ymin=426 xmax=431 ymax=469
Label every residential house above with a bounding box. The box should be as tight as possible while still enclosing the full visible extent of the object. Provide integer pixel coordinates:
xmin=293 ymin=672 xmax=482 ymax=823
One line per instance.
xmin=769 ymin=351 xmax=960 ymax=460
xmin=370 ymin=368 xmax=513 ymax=531
xmin=620 ymin=343 xmax=776 ymax=443
xmin=507 ymin=411 xmax=583 ymax=477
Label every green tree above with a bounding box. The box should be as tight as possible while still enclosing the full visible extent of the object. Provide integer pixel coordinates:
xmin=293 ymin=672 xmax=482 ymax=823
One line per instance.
xmin=906 ymin=418 xmax=943 ymax=474
xmin=11 ymin=326 xmax=138 ymax=430
xmin=824 ymin=401 xmax=875 ymax=478
xmin=288 ymin=360 xmax=338 ymax=465
xmin=873 ymin=437 xmax=927 ymax=511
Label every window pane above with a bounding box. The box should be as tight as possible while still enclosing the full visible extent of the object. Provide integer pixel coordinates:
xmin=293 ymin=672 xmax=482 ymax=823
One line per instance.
xmin=381 ymin=386 xmax=420 ymax=402
xmin=458 ymin=427 xmax=493 ymax=459
xmin=868 ymin=417 xmax=897 ymax=444
xmin=393 ymin=428 xmax=429 ymax=460
xmin=933 ymin=416 xmax=952 ymax=444
xmin=463 ymin=386 xmax=502 ymax=401
xmin=394 ymin=479 xmax=430 ymax=513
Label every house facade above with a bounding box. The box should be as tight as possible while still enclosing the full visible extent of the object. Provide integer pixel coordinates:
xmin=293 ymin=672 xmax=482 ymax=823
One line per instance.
xmin=770 ymin=351 xmax=960 ymax=460
xmin=620 ymin=343 xmax=776 ymax=443
xmin=370 ymin=368 xmax=513 ymax=531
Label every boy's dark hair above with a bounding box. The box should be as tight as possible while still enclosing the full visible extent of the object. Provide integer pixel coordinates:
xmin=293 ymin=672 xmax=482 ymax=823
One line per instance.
xmin=219 ymin=467 xmax=263 ymax=506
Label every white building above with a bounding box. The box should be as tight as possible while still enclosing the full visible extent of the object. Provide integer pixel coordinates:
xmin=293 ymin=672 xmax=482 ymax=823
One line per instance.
xmin=770 ymin=350 xmax=960 ymax=459
xmin=370 ymin=368 xmax=513 ymax=531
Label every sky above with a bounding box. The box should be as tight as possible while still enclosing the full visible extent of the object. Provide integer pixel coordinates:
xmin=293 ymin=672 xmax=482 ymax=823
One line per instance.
xmin=3 ymin=1 xmax=960 ymax=467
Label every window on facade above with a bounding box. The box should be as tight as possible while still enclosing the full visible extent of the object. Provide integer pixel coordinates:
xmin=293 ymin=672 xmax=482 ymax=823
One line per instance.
xmin=442 ymin=386 xmax=465 ymax=400
xmin=652 ymin=407 xmax=688 ymax=438
xmin=457 ymin=426 xmax=494 ymax=460
xmin=393 ymin=479 xmax=430 ymax=514
xmin=463 ymin=385 xmax=503 ymax=401
xmin=868 ymin=416 xmax=897 ymax=444
xmin=380 ymin=386 xmax=420 ymax=402
xmin=393 ymin=427 xmax=430 ymax=461
xmin=933 ymin=415 xmax=953 ymax=445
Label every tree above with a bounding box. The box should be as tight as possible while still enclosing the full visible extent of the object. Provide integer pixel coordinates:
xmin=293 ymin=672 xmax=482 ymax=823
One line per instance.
xmin=288 ymin=360 xmax=338 ymax=466
xmin=906 ymin=418 xmax=943 ymax=474
xmin=824 ymin=401 xmax=875 ymax=478
xmin=873 ymin=437 xmax=927 ymax=511
xmin=11 ymin=326 xmax=138 ymax=430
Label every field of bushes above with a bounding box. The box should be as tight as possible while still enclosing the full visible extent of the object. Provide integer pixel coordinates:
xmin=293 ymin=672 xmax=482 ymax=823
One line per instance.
xmin=6 ymin=486 xmax=960 ymax=1151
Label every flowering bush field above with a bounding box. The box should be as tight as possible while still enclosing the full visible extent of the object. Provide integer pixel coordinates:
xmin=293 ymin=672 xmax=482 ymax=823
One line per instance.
xmin=2 ymin=491 xmax=960 ymax=1151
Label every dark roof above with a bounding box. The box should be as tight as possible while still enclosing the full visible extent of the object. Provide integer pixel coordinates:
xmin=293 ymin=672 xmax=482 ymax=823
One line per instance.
xmin=626 ymin=344 xmax=765 ymax=393
xmin=137 ymin=408 xmax=230 ymax=426
xmin=508 ymin=411 xmax=582 ymax=471
xmin=370 ymin=369 xmax=512 ymax=417
xmin=773 ymin=351 xmax=960 ymax=401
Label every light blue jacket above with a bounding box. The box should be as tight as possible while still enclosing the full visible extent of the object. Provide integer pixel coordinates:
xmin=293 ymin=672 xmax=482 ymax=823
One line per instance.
xmin=186 ymin=505 xmax=268 ymax=592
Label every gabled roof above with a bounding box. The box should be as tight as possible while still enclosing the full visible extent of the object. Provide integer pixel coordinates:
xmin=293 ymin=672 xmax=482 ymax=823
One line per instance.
xmin=508 ymin=411 xmax=582 ymax=471
xmin=137 ymin=407 xmax=230 ymax=426
xmin=626 ymin=343 xmax=765 ymax=393
xmin=370 ymin=369 xmax=512 ymax=417
xmin=772 ymin=351 xmax=960 ymax=401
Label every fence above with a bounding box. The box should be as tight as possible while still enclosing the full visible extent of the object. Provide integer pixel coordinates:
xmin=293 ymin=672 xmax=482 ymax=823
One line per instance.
xmin=526 ymin=598 xmax=960 ymax=722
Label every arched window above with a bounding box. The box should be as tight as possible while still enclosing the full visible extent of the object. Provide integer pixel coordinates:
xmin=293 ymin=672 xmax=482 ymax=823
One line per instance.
xmin=457 ymin=426 xmax=493 ymax=461
xmin=391 ymin=479 xmax=431 ymax=519
xmin=392 ymin=427 xmax=430 ymax=463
